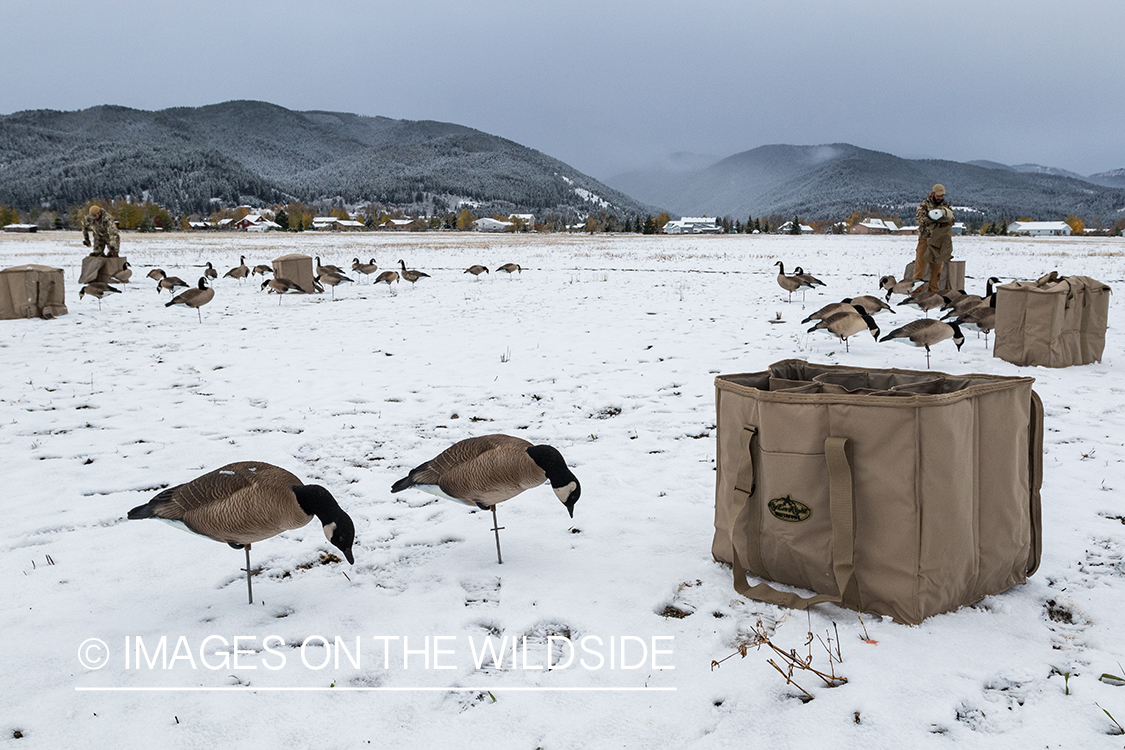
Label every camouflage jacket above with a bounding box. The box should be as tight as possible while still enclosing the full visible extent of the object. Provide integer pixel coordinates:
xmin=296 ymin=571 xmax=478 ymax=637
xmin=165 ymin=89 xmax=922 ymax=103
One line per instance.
xmin=82 ymin=210 xmax=120 ymax=242
xmin=915 ymin=195 xmax=953 ymax=239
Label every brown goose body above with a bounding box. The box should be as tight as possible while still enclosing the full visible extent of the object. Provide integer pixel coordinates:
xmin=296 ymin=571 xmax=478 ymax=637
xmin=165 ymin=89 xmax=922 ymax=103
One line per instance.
xmin=880 ymin=319 xmax=965 ymax=351
xmin=127 ymin=462 xmax=356 ymax=602
xmin=157 ymin=274 xmax=189 ymax=294
xmin=807 ymin=306 xmax=880 ymax=350
xmin=110 ymin=261 xmax=133 ymax=283
xmin=879 ymin=275 xmax=916 ymax=301
xmin=375 ymin=270 xmax=399 ymax=285
xmin=846 ymin=295 xmax=895 ymax=316
xmin=392 ymin=434 xmax=580 ymax=512
xmin=897 ymin=290 xmax=949 ymax=314
xmin=252 ymin=265 xmax=273 ymax=276
xmin=166 ymin=277 xmax=215 ymax=320
xmin=774 ymin=261 xmax=813 ymax=301
xmin=352 ymin=258 xmax=378 ymax=277
xmin=792 ymin=266 xmax=826 ymax=287
xmin=398 ymin=259 xmax=430 ymax=284
xmin=79 ymin=282 xmax=122 ymax=300
xmin=316 ymin=256 xmax=345 ymax=276
xmin=465 ymin=264 xmax=489 ymax=277
xmin=204 ymin=262 xmax=218 ymax=280
xmin=225 ymin=256 xmax=250 ymax=280
xmin=147 ymin=268 xmax=165 ymax=281
xmin=495 ymin=263 xmax=521 ymax=274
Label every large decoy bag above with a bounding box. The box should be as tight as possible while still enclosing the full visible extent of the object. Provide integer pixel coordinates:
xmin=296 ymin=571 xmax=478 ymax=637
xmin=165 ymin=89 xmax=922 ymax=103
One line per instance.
xmin=712 ymin=359 xmax=1042 ymax=625
xmin=0 ymin=264 xmax=67 ymax=320
xmin=994 ymin=274 xmax=1111 ymax=367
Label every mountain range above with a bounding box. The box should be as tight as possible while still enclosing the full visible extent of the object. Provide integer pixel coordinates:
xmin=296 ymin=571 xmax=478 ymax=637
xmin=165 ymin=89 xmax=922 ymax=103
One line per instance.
xmin=0 ymin=101 xmax=654 ymax=217
xmin=605 ymin=144 xmax=1125 ymax=222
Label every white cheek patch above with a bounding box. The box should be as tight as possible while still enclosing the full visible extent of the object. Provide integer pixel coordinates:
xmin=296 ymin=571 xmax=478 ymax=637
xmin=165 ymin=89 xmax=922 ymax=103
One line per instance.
xmin=322 ymin=522 xmax=337 ymax=541
xmin=553 ymin=482 xmax=577 ymax=503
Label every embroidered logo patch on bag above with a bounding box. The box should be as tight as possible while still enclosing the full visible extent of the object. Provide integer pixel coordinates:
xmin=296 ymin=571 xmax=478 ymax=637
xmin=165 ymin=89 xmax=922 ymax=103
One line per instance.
xmin=768 ymin=495 xmax=812 ymax=522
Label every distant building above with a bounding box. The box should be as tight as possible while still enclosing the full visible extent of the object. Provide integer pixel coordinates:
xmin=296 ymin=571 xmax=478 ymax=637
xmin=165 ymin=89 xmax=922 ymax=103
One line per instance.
xmin=1007 ymin=221 xmax=1072 ymax=236
xmin=383 ymin=218 xmax=427 ymax=231
xmin=509 ymin=213 xmax=535 ymax=231
xmin=2 ymin=224 xmax=37 ymax=233
xmin=663 ymin=217 xmax=722 ymax=234
xmin=472 ymin=217 xmax=514 ymax=232
xmin=776 ymin=221 xmax=814 ymax=235
xmin=850 ymin=218 xmax=899 ymax=235
xmin=235 ymin=214 xmax=280 ymax=231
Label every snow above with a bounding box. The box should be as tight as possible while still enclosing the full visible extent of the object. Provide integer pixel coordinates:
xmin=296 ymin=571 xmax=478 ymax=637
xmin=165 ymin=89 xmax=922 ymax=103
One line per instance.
xmin=2 ymin=230 xmax=1124 ymax=747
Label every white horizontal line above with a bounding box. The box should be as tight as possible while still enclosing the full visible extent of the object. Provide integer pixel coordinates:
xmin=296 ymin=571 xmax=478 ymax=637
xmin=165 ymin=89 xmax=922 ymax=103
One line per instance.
xmin=75 ymin=686 xmax=675 ymax=693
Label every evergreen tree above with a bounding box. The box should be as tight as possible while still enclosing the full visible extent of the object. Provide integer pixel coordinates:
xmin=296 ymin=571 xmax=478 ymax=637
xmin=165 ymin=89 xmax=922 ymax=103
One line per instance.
xmin=789 ymin=215 xmax=801 ymax=235
xmin=276 ymin=209 xmax=289 ymax=231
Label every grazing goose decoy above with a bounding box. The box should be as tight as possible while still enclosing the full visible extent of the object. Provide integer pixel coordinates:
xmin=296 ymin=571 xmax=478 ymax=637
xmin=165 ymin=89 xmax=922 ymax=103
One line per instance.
xmin=316 ymin=270 xmax=354 ymax=299
xmin=398 ymin=259 xmax=430 ymax=286
xmin=261 ymin=277 xmax=307 ymax=304
xmin=315 ymin=256 xmax=345 ymax=276
xmin=155 ymin=271 xmax=189 ymax=295
xmin=352 ymin=258 xmax=378 ymax=280
xmin=774 ymin=261 xmax=814 ymax=302
xmin=801 ymin=296 xmax=895 ymax=324
xmin=79 ymin=282 xmax=121 ymax=308
xmin=391 ymin=434 xmax=580 ymax=564
xmin=252 ymin=265 xmax=273 ymax=276
xmin=465 ymin=265 xmax=490 ymax=279
xmin=495 ymin=263 xmax=522 ymax=276
xmin=879 ymin=319 xmax=964 ymax=368
xmin=897 ymin=290 xmax=950 ymax=316
xmin=146 ymin=268 xmax=165 ymax=281
xmin=374 ymin=270 xmax=399 ymax=289
xmin=204 ymin=262 xmax=218 ymax=280
xmin=126 ymin=461 xmax=355 ymax=604
xmin=224 ymin=255 xmax=250 ymax=282
xmin=110 ymin=261 xmax=133 ymax=284
xmin=940 ymin=277 xmax=1000 ymax=315
xmin=792 ymin=266 xmax=826 ymax=287
xmin=806 ymin=305 xmax=880 ymax=351
xmin=165 ymin=277 xmax=215 ymax=322
xmin=878 ymin=275 xmax=916 ymax=302
xmin=950 ymin=294 xmax=997 ymax=343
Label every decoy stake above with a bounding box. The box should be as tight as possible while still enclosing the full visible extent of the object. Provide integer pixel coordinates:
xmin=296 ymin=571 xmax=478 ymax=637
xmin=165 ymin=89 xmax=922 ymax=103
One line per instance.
xmin=490 ymin=506 xmax=505 ymax=565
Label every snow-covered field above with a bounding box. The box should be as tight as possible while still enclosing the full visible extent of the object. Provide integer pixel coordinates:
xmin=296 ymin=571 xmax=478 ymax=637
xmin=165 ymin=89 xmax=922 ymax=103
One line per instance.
xmin=2 ymin=230 xmax=1123 ymax=748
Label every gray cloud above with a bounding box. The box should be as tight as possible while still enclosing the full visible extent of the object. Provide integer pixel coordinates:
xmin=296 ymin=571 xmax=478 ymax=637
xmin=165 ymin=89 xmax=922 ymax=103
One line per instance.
xmin=3 ymin=0 xmax=1122 ymax=179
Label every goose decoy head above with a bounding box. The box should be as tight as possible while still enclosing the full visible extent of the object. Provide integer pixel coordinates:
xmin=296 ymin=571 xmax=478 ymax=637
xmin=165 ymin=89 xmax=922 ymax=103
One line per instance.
xmin=261 ymin=279 xmax=270 ymax=291
xmin=949 ymin=323 xmax=965 ymax=351
xmin=527 ymin=445 xmax=580 ymax=518
xmin=293 ymin=484 xmax=356 ymax=564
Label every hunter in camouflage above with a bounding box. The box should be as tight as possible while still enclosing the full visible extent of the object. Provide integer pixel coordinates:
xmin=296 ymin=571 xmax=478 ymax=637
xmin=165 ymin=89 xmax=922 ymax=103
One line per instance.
xmin=83 ymin=205 xmax=121 ymax=257
xmin=911 ymin=184 xmax=953 ymax=293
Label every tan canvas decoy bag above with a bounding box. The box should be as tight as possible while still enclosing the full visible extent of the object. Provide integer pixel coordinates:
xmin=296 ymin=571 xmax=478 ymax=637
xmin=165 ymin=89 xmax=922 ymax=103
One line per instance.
xmin=0 ymin=264 xmax=67 ymax=320
xmin=712 ymin=360 xmax=1043 ymax=625
xmin=994 ymin=274 xmax=1111 ymax=367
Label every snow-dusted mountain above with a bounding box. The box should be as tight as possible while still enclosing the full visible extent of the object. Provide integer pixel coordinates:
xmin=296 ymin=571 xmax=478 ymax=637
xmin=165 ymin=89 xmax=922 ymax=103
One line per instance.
xmin=0 ymin=101 xmax=656 ymax=217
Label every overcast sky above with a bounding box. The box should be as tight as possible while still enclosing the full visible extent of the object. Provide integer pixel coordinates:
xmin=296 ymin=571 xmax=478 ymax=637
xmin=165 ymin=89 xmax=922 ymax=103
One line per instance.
xmin=2 ymin=0 xmax=1123 ymax=180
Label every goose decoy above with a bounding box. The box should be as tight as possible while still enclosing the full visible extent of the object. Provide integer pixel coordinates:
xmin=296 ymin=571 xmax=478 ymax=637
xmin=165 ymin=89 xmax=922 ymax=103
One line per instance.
xmin=801 ymin=296 xmax=895 ymax=324
xmin=126 ymin=461 xmax=355 ymax=604
xmin=146 ymin=268 xmax=165 ymax=281
xmin=374 ymin=270 xmax=399 ymax=289
xmin=774 ymin=261 xmax=814 ymax=302
xmin=261 ymin=277 xmax=307 ymax=304
xmin=252 ymin=265 xmax=273 ymax=276
xmin=204 ymin=262 xmax=218 ymax=280
xmin=224 ymin=255 xmax=250 ymax=282
xmin=495 ymin=263 xmax=522 ymax=276
xmin=316 ymin=256 xmax=345 ymax=276
xmin=940 ymin=277 xmax=1000 ymax=315
xmin=792 ymin=266 xmax=826 ymax=287
xmin=465 ymin=265 xmax=490 ymax=279
xmin=950 ymin=294 xmax=997 ymax=343
xmin=807 ymin=305 xmax=880 ymax=351
xmin=879 ymin=319 xmax=964 ymax=368
xmin=79 ymin=282 xmax=121 ymax=309
xmin=398 ymin=259 xmax=430 ymax=286
xmin=316 ymin=270 xmax=354 ymax=299
xmin=352 ymin=258 xmax=378 ymax=280
xmin=110 ymin=261 xmax=133 ymax=284
xmin=165 ymin=277 xmax=215 ymax=322
xmin=391 ymin=434 xmax=580 ymax=564
xmin=878 ymin=275 xmax=916 ymax=302
xmin=897 ymin=290 xmax=950 ymax=316
xmin=155 ymin=271 xmax=189 ymax=295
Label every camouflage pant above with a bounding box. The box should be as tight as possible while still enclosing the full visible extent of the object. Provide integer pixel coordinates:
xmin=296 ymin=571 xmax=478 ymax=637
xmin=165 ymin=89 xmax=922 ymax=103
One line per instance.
xmin=89 ymin=234 xmax=120 ymax=257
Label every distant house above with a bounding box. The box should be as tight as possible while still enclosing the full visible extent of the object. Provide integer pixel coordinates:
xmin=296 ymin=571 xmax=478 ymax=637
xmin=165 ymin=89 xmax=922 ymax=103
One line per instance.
xmin=2 ymin=224 xmax=37 ymax=233
xmin=951 ymin=222 xmax=966 ymax=236
xmin=892 ymin=225 xmax=919 ymax=235
xmin=235 ymin=214 xmax=280 ymax=231
xmin=850 ymin=219 xmax=899 ymax=235
xmin=775 ymin=221 xmax=814 ymax=235
xmin=188 ymin=221 xmax=214 ymax=230
xmin=312 ymin=217 xmax=364 ymax=231
xmin=472 ymin=217 xmax=514 ymax=232
xmin=663 ymin=217 xmax=722 ymax=234
xmin=1007 ymin=221 xmax=1072 ymax=236
xmin=509 ymin=213 xmax=535 ymax=230
xmin=383 ymin=218 xmax=427 ymax=231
